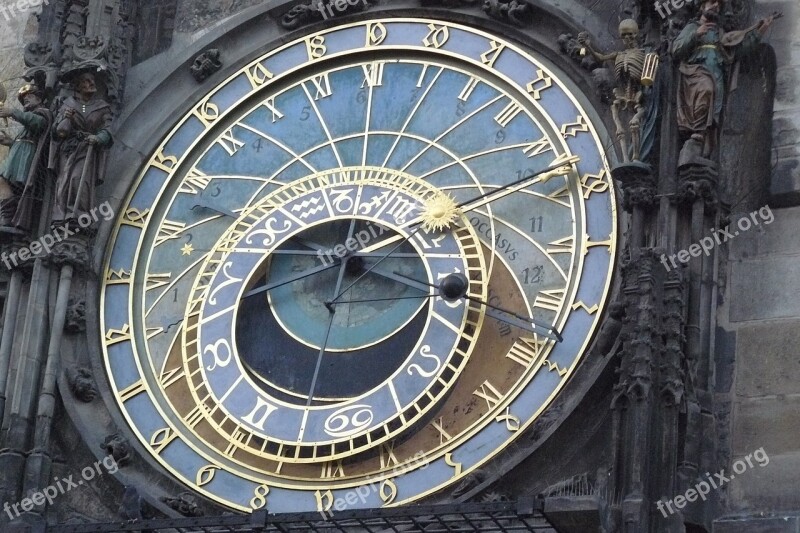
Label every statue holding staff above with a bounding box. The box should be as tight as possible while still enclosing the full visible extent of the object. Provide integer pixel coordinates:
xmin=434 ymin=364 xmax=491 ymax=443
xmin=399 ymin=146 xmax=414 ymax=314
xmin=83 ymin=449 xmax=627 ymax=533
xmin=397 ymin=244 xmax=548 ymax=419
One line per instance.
xmin=50 ymin=70 xmax=113 ymax=223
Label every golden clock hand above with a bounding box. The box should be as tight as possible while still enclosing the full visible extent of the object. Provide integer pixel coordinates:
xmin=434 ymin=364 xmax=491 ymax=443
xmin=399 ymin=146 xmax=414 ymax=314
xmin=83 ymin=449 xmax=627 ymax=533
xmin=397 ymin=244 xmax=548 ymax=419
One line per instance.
xmin=456 ymin=155 xmax=579 ymax=215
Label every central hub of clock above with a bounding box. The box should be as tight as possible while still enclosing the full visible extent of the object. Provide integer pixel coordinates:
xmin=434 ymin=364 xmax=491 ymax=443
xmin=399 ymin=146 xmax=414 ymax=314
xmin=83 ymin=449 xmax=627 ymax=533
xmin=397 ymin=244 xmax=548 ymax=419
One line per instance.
xmin=237 ymin=217 xmax=431 ymax=403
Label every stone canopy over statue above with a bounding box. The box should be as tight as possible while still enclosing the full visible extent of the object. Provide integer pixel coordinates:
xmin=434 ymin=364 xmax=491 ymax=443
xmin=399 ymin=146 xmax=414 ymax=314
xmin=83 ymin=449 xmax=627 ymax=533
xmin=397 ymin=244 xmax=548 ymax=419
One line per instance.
xmin=0 ymin=84 xmax=52 ymax=231
xmin=50 ymin=69 xmax=114 ymax=224
xmin=672 ymin=0 xmax=778 ymax=163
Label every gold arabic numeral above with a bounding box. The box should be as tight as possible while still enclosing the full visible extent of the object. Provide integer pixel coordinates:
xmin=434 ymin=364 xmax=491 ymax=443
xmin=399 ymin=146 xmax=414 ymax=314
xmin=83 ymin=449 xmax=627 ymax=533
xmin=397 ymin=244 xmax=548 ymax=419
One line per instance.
xmin=320 ymin=459 xmax=346 ymax=479
xmin=310 ymin=73 xmax=332 ymax=100
xmin=423 ymin=23 xmax=450 ymax=49
xmin=523 ymin=136 xmax=552 ymax=158
xmin=118 ymin=378 xmax=146 ymax=402
xmin=160 ymin=366 xmax=185 ymax=389
xmin=154 ymin=220 xmax=186 ymax=247
xmin=366 ymin=21 xmax=387 ymax=46
xmin=224 ymin=427 xmax=250 ymax=458
xmin=315 ymin=490 xmax=334 ymax=515
xmin=196 ymin=465 xmax=220 ymax=487
xmin=217 ymin=128 xmax=246 ymax=156
xmin=533 ymin=289 xmax=567 ymax=312
xmin=480 ymin=40 xmax=506 ymax=68
xmin=178 ymin=168 xmax=212 ymax=195
xmin=151 ymin=149 xmax=179 ymax=173
xmin=526 ymin=69 xmax=553 ymax=100
xmin=432 ymin=417 xmax=453 ymax=445
xmin=245 ymin=62 xmax=274 ymax=89
xmin=241 ymin=397 xmax=278 ymax=431
xmin=380 ymin=480 xmax=398 ymax=506
xmin=572 ymin=301 xmax=599 ymax=315
xmin=305 ymin=35 xmax=327 ymax=60
xmin=361 ymin=61 xmax=386 ymax=88
xmin=495 ymin=407 xmax=521 ymax=432
xmin=262 ymin=96 xmax=284 ymax=123
xmin=580 ymin=170 xmax=611 ymax=199
xmin=542 ymin=359 xmax=569 ymax=376
xmin=121 ymin=207 xmax=150 ymax=229
xmin=380 ymin=441 xmax=399 ymax=469
xmin=106 ymin=269 xmax=131 ymax=285
xmin=191 ymin=99 xmax=220 ymax=128
xmin=145 ymin=272 xmax=171 ymax=291
xmin=105 ymin=324 xmax=131 ymax=346
xmin=473 ymin=380 xmax=504 ymax=411
xmin=584 ymin=235 xmax=613 ymax=255
xmin=458 ymin=76 xmax=479 ymax=102
xmin=445 ymin=453 xmax=462 ymax=477
xmin=250 ymin=484 xmax=270 ymax=510
xmin=150 ymin=427 xmax=178 ymax=454
xmin=561 ymin=115 xmax=590 ymax=138
xmin=494 ymin=101 xmax=523 ymax=128
xmin=507 ymin=336 xmax=548 ymax=367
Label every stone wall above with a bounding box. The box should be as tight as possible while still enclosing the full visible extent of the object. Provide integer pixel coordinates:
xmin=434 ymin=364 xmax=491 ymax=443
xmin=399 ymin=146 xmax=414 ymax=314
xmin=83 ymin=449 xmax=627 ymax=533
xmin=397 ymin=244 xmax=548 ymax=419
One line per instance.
xmin=718 ymin=204 xmax=800 ymax=530
xmin=767 ymin=0 xmax=800 ymax=206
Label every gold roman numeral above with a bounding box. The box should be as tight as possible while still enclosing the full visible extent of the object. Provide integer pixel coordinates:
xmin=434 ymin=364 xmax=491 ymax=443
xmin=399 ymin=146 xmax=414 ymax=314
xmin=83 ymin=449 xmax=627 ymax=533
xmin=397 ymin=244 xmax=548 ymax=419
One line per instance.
xmin=119 ymin=379 xmax=146 ymax=402
xmin=310 ymin=73 xmax=332 ymax=100
xmin=154 ymin=220 xmax=186 ymax=246
xmin=533 ymin=289 xmax=566 ymax=312
xmin=473 ymin=380 xmax=503 ymax=410
xmin=217 ymin=128 xmax=246 ymax=156
xmin=523 ymin=136 xmax=552 ymax=157
xmin=361 ymin=61 xmax=386 ymax=88
xmin=458 ymin=77 xmax=479 ymax=102
xmin=494 ymin=101 xmax=523 ymax=127
xmin=320 ymin=460 xmax=345 ymax=479
xmin=178 ymin=168 xmax=212 ymax=195
xmin=507 ymin=336 xmax=548 ymax=367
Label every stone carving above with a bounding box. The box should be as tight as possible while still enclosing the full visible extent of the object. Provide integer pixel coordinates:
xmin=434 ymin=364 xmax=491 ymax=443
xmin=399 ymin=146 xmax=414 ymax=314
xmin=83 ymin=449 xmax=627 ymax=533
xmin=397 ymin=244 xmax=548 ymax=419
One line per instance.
xmin=65 ymin=299 xmax=87 ymax=333
xmin=482 ymin=0 xmax=532 ymax=26
xmin=67 ymin=367 xmax=98 ymax=402
xmin=73 ymin=36 xmax=107 ymax=62
xmin=23 ymin=43 xmax=55 ymax=69
xmin=118 ymin=485 xmax=144 ymax=522
xmin=161 ymin=492 xmax=204 ymax=517
xmin=0 ymin=84 xmax=53 ymax=232
xmin=50 ymin=69 xmax=114 ymax=224
xmin=557 ymin=33 xmax=600 ymax=71
xmin=50 ymin=238 xmax=90 ymax=268
xmin=100 ymin=433 xmax=132 ymax=467
xmin=578 ymin=20 xmax=656 ymax=163
xmin=671 ymin=0 xmax=779 ymax=163
xmin=190 ymin=49 xmax=223 ymax=83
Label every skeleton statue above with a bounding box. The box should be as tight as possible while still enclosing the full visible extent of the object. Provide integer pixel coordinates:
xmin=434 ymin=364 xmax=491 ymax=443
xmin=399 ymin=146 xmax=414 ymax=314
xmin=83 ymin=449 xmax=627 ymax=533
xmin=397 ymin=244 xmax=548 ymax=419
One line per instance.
xmin=578 ymin=20 xmax=651 ymax=163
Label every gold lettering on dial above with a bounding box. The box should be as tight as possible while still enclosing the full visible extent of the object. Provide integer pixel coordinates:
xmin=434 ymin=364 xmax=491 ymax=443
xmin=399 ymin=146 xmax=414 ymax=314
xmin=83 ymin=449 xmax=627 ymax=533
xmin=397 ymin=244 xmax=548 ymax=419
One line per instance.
xmin=320 ymin=460 xmax=345 ymax=479
xmin=507 ymin=336 xmax=548 ymax=367
xmin=250 ymin=484 xmax=270 ymax=510
xmin=361 ymin=61 xmax=386 ymax=88
xmin=445 ymin=453 xmax=462 ymax=476
xmin=494 ymin=101 xmax=523 ymax=128
xmin=306 ymin=35 xmax=327 ymax=60
xmin=527 ymin=69 xmax=553 ymax=100
xmin=473 ymin=380 xmax=503 ymax=410
xmin=245 ymin=62 xmax=274 ymax=89
xmin=480 ymin=40 xmax=506 ymax=68
xmin=523 ymin=136 xmax=552 ymax=158
xmin=241 ymin=397 xmax=278 ymax=431
xmin=196 ymin=465 xmax=220 ymax=486
xmin=178 ymin=168 xmax=211 ymax=195
xmin=380 ymin=480 xmax=398 ymax=505
xmin=423 ymin=24 xmax=450 ymax=49
xmin=310 ymin=73 xmax=333 ymax=100
xmin=217 ymin=128 xmax=246 ymax=156
xmin=366 ymin=22 xmax=387 ymax=47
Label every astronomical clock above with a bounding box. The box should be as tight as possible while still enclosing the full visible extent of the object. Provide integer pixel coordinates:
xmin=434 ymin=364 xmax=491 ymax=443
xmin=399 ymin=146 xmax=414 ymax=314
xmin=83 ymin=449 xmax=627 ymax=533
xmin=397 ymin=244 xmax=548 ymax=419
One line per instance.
xmin=99 ymin=17 xmax=617 ymax=513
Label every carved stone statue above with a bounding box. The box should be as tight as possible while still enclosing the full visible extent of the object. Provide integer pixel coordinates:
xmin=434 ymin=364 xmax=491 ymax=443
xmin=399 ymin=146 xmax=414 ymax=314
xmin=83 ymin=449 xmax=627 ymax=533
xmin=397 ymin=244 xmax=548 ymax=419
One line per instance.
xmin=50 ymin=71 xmax=113 ymax=224
xmin=0 ymin=84 xmax=52 ymax=231
xmin=672 ymin=0 xmax=777 ymax=161
xmin=578 ymin=20 xmax=652 ymax=163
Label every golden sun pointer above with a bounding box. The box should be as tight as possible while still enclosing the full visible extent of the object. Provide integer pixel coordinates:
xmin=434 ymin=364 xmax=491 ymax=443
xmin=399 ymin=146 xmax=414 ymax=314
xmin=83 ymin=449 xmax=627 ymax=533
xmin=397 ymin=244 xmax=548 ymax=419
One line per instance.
xmin=421 ymin=193 xmax=461 ymax=233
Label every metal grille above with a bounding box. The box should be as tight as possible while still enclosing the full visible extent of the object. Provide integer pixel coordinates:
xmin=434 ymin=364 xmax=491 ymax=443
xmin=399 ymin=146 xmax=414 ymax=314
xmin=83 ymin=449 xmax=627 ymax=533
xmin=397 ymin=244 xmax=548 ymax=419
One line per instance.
xmin=47 ymin=498 xmax=554 ymax=532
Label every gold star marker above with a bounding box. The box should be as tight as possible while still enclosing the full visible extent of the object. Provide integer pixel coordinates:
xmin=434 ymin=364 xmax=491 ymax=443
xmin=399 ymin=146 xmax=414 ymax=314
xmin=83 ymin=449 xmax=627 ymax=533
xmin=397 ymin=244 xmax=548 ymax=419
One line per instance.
xmin=421 ymin=193 xmax=461 ymax=233
xmin=181 ymin=243 xmax=194 ymax=256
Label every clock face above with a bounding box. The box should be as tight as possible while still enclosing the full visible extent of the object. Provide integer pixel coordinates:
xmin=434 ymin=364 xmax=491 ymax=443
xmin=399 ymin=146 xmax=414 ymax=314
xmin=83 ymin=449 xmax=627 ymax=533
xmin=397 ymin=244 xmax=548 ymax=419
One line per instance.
xmin=100 ymin=18 xmax=617 ymax=513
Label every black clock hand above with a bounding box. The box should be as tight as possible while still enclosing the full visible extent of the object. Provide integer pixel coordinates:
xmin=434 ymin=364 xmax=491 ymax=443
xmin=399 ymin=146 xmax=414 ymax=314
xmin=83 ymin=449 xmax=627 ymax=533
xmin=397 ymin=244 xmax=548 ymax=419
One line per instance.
xmin=242 ymin=261 xmax=339 ymax=299
xmin=393 ymin=272 xmax=563 ymax=342
xmin=304 ymin=220 xmax=358 ymax=408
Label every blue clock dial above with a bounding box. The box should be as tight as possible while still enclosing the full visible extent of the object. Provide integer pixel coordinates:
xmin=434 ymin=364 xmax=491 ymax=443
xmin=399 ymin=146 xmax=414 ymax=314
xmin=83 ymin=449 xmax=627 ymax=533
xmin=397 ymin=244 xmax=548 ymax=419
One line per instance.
xmin=100 ymin=19 xmax=617 ymax=513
